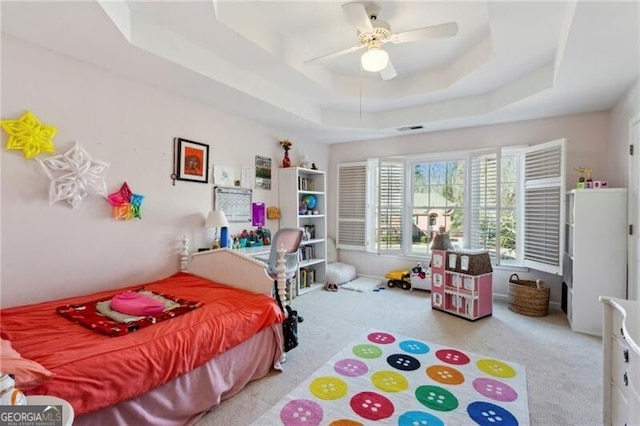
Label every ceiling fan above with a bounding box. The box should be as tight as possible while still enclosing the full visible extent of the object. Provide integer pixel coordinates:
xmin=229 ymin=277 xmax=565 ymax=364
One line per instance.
xmin=305 ymin=2 xmax=459 ymax=81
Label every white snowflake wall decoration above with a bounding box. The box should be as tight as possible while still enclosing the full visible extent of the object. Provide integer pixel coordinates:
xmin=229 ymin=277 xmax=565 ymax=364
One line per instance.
xmin=37 ymin=142 xmax=110 ymax=209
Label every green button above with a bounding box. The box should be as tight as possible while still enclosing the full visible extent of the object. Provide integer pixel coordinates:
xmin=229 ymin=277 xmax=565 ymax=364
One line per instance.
xmin=415 ymin=385 xmax=459 ymax=412
xmin=352 ymin=344 xmax=383 ymax=359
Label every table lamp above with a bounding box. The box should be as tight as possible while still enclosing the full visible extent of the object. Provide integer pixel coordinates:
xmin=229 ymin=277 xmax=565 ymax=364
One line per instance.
xmin=205 ymin=210 xmax=229 ymax=249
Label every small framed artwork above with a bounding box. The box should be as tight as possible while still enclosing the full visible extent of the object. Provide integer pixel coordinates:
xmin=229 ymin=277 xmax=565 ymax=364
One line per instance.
xmin=175 ymin=137 xmax=210 ymax=183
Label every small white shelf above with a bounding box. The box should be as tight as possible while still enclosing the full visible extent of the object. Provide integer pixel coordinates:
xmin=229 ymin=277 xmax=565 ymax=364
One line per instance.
xmin=300 ymin=258 xmax=324 ymax=268
xmin=279 ymin=167 xmax=327 ymax=299
xmin=298 ymin=283 xmax=324 ymax=296
xmin=301 ymin=238 xmax=325 ymax=245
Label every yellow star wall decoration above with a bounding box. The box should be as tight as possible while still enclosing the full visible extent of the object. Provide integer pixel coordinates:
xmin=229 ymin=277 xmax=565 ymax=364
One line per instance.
xmin=0 ymin=110 xmax=57 ymax=159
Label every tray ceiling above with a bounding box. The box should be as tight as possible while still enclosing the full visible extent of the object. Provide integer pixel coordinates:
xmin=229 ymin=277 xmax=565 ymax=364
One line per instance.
xmin=1 ymin=1 xmax=638 ymax=143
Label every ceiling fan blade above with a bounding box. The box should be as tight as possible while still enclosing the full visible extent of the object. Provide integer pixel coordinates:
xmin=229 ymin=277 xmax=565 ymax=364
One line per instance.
xmin=342 ymin=2 xmax=373 ymax=33
xmin=380 ymin=59 xmax=397 ymax=80
xmin=304 ymin=45 xmax=365 ymax=65
xmin=391 ymin=22 xmax=459 ymax=44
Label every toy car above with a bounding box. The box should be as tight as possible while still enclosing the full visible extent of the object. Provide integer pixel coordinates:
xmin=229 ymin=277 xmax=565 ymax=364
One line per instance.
xmin=385 ymin=270 xmax=411 ymax=290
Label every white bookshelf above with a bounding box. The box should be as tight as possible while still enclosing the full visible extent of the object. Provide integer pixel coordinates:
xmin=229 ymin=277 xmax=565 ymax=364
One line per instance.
xmin=278 ymin=167 xmax=326 ymax=297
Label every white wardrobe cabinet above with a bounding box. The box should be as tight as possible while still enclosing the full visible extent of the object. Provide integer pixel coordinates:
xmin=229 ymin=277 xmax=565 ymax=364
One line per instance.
xmin=563 ymin=189 xmax=627 ymax=336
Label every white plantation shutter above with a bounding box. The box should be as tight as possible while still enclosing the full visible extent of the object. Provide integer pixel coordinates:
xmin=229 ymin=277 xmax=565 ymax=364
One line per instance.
xmin=469 ymin=149 xmax=500 ymax=254
xmin=337 ymin=163 xmax=367 ymax=250
xmin=378 ymin=159 xmax=405 ymax=253
xmin=523 ymin=139 xmax=566 ymax=274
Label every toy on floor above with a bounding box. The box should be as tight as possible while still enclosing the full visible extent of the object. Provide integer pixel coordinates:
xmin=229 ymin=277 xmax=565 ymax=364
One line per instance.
xmin=412 ymin=263 xmax=427 ymax=279
xmin=385 ymin=263 xmax=432 ymax=291
xmin=385 ymin=270 xmax=411 ymax=290
xmin=410 ymin=262 xmax=432 ymax=291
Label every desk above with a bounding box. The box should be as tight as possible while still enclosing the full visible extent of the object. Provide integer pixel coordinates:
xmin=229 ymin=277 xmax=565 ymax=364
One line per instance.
xmin=233 ymin=245 xmax=298 ymax=299
xmin=26 ymin=395 xmax=74 ymax=426
xmin=234 ymin=245 xmax=271 ymax=260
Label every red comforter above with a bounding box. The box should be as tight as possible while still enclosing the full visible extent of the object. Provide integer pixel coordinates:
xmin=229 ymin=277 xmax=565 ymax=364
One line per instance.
xmin=0 ymin=272 xmax=283 ymax=416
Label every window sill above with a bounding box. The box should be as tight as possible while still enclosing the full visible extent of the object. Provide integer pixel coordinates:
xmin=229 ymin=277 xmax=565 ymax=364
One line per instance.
xmin=365 ymin=250 xmax=530 ymax=272
xmin=492 ymin=264 xmax=529 ymax=273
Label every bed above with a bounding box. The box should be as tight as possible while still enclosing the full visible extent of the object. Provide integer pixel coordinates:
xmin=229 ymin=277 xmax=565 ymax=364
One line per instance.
xmin=0 ymin=244 xmax=287 ymax=425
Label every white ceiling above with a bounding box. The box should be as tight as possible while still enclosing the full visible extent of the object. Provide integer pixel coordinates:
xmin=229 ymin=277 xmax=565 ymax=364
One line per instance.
xmin=1 ymin=1 xmax=638 ymax=144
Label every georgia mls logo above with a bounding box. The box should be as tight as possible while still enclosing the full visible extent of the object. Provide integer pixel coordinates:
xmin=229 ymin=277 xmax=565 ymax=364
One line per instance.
xmin=42 ymin=405 xmax=61 ymax=416
xmin=0 ymin=404 xmax=63 ymax=426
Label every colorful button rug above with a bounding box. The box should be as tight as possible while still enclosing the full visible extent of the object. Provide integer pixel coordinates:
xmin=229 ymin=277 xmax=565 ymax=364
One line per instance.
xmin=254 ymin=329 xmax=529 ymax=425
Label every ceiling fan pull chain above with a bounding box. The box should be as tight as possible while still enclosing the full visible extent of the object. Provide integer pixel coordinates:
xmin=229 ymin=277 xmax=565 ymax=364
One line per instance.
xmin=359 ymin=66 xmax=363 ymax=121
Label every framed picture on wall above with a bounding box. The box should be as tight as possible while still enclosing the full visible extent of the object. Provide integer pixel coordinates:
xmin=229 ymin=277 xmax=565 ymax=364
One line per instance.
xmin=174 ymin=137 xmax=210 ymax=183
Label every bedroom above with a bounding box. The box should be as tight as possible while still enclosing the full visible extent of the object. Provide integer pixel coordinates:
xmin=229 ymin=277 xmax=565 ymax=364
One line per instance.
xmin=1 ymin=1 xmax=639 ymax=425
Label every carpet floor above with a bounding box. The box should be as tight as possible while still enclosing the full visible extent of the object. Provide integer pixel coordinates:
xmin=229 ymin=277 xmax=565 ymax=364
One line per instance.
xmin=197 ymin=287 xmax=602 ymax=426
xmin=340 ymin=277 xmax=384 ymax=292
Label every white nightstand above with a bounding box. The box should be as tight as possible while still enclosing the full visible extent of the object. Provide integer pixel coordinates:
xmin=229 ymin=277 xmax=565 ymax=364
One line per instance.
xmin=25 ymin=395 xmax=74 ymax=426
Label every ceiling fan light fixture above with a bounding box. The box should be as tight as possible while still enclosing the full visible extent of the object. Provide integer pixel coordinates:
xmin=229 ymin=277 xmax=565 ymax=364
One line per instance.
xmin=361 ymin=47 xmax=388 ymax=72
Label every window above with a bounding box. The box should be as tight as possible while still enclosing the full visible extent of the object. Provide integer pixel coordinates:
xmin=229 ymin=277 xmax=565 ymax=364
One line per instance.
xmin=469 ymin=150 xmax=500 ymax=255
xmin=499 ymin=153 xmax=519 ymax=261
xmin=411 ymin=159 xmax=465 ymax=256
xmin=377 ymin=159 xmax=405 ymax=253
xmin=337 ymin=139 xmax=565 ymax=273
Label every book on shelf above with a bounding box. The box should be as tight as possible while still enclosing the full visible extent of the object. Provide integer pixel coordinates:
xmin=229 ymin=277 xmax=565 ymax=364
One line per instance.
xmin=299 ymin=245 xmax=316 ymax=261
xmin=298 ymin=176 xmax=315 ymax=191
xmin=299 ymin=268 xmax=307 ymax=288
xmin=298 ymin=268 xmax=315 ymax=288
xmin=303 ymin=224 xmax=315 ymax=240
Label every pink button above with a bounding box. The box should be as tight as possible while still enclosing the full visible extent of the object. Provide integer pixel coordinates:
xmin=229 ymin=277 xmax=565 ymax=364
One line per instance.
xmin=472 ymin=378 xmax=518 ymax=402
xmin=280 ymin=399 xmax=323 ymax=425
xmin=334 ymin=359 xmax=368 ymax=377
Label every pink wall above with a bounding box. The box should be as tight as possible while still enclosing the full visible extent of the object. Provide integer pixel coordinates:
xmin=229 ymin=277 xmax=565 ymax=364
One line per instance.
xmin=327 ymin=110 xmax=615 ymax=302
xmin=0 ymin=37 xmax=329 ymax=308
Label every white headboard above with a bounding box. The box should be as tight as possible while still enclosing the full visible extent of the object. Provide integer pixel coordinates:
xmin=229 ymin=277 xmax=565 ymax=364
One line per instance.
xmin=179 ymin=237 xmax=287 ymax=303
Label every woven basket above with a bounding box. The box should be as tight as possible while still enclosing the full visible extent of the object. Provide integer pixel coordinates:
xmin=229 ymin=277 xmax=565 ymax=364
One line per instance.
xmin=508 ymin=273 xmax=550 ymax=317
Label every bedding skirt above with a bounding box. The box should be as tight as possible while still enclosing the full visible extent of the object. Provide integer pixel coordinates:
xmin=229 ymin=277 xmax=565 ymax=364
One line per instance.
xmin=75 ymin=324 xmax=283 ymax=426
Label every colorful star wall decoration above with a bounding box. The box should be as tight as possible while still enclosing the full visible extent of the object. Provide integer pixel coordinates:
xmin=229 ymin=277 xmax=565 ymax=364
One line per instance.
xmin=107 ymin=182 xmax=145 ymax=220
xmin=37 ymin=142 xmax=109 ymax=209
xmin=0 ymin=110 xmax=57 ymax=159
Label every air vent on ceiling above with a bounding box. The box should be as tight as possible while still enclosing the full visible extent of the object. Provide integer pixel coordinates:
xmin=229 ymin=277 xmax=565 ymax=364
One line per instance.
xmin=396 ymin=125 xmax=424 ymax=132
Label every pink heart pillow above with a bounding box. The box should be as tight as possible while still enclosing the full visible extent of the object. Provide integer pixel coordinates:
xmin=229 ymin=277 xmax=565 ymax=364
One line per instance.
xmin=110 ymin=291 xmax=164 ymax=316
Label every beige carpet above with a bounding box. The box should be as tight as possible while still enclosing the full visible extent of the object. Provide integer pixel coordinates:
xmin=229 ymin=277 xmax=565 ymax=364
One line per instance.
xmin=197 ymin=287 xmax=602 ymax=426
xmin=340 ymin=277 xmax=384 ymax=292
